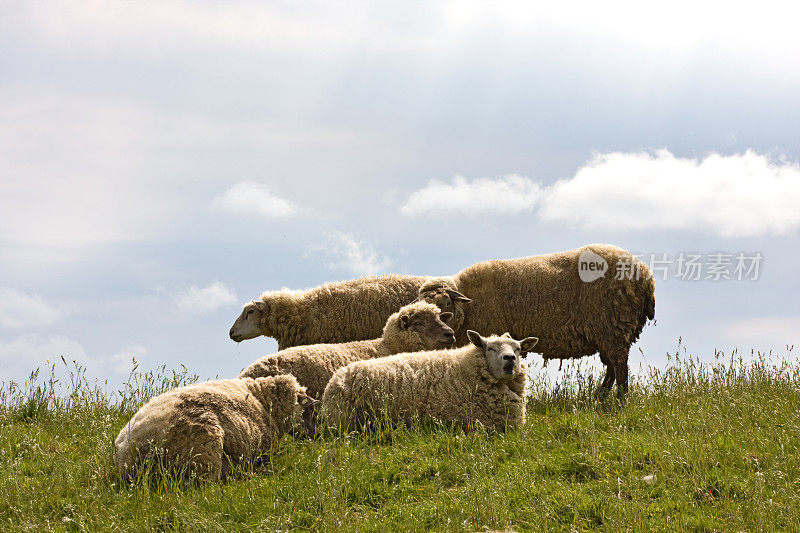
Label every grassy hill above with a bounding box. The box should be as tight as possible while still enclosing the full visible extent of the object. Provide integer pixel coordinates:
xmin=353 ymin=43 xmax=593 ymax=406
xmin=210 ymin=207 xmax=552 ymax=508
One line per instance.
xmin=1 ymin=346 xmax=798 ymax=532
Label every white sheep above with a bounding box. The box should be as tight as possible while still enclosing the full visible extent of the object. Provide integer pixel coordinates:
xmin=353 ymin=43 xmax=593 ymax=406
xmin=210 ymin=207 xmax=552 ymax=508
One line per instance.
xmin=238 ymin=301 xmax=456 ymax=400
xmin=321 ymin=331 xmax=538 ymax=432
xmin=229 ymin=275 xmax=470 ymax=350
xmin=231 ymin=245 xmax=653 ymax=398
xmin=418 ymin=244 xmax=655 ymax=396
xmin=113 ymin=375 xmax=314 ymax=481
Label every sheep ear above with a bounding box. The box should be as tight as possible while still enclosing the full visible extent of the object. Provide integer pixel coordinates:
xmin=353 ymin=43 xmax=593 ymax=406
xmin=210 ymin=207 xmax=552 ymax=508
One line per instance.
xmin=439 ymin=312 xmax=454 ymax=325
xmin=298 ymin=392 xmax=318 ymax=407
xmin=399 ymin=314 xmax=410 ymax=329
xmin=446 ymin=289 xmax=471 ymax=303
xmin=520 ymin=336 xmax=539 ymax=355
xmin=254 ymin=300 xmax=269 ymax=314
xmin=467 ymin=330 xmax=485 ymax=350
xmin=298 ymin=393 xmax=317 ymax=437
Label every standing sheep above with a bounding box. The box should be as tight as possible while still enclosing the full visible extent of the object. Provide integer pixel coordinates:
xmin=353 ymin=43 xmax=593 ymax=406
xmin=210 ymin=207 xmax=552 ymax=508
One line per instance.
xmin=418 ymin=244 xmax=655 ymax=396
xmin=322 ymin=331 xmax=538 ymax=432
xmin=114 ymin=375 xmax=315 ymax=481
xmin=238 ymin=301 xmax=456 ymax=400
xmin=229 ymin=275 xmax=470 ymax=350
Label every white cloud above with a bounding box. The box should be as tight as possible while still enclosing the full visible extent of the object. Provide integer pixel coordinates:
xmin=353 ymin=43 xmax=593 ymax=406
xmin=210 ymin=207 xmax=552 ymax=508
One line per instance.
xmin=0 ymin=287 xmax=62 ymax=329
xmin=400 ymin=174 xmax=541 ymax=216
xmin=306 ymin=232 xmax=392 ymax=276
xmin=211 ymin=181 xmax=299 ymax=218
xmin=174 ymin=282 xmax=238 ymax=314
xmin=539 ymin=150 xmax=800 ymax=237
xmin=403 ymin=150 xmax=800 ymax=237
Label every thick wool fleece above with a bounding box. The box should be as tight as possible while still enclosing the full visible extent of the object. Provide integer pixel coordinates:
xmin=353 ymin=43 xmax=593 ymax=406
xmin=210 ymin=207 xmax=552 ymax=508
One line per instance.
xmin=322 ymin=343 xmax=527 ymax=432
xmin=257 ymin=274 xmax=460 ymax=349
xmin=422 ymin=244 xmax=655 ymax=391
xmin=239 ymin=302 xmax=448 ymax=399
xmin=114 ymin=375 xmax=306 ymax=481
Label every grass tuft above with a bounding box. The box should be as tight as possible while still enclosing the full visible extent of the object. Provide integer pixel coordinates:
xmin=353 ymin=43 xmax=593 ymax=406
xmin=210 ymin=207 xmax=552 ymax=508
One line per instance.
xmin=1 ymin=345 xmax=798 ymax=531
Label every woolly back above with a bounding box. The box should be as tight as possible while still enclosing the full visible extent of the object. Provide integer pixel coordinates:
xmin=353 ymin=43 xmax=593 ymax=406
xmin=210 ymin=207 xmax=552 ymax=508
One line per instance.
xmin=385 ymin=341 xmax=497 ymax=384
xmin=257 ymin=289 xmax=303 ymax=331
xmin=248 ymin=375 xmax=304 ymax=432
xmin=258 ymin=274 xmax=432 ymax=347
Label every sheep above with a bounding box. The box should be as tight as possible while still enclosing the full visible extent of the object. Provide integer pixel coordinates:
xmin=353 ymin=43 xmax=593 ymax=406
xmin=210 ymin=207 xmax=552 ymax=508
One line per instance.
xmin=238 ymin=301 xmax=457 ymax=400
xmin=231 ymin=244 xmax=653 ymax=396
xmin=113 ymin=375 xmax=315 ymax=481
xmin=417 ymin=244 xmax=655 ymax=397
xmin=321 ymin=331 xmax=538 ymax=432
xmin=229 ymin=274 xmax=470 ymax=350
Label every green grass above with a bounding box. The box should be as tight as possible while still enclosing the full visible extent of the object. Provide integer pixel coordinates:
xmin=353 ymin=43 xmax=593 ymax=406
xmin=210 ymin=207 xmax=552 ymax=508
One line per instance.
xmin=1 ymin=345 xmax=799 ymax=532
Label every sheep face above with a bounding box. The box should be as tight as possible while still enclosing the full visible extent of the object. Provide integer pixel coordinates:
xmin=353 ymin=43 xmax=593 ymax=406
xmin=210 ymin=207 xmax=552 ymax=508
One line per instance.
xmin=297 ymin=392 xmax=319 ymax=438
xmin=467 ymin=330 xmax=539 ymax=380
xmin=418 ymin=286 xmax=471 ymax=317
xmin=229 ymin=301 xmax=267 ymax=342
xmin=400 ymin=308 xmax=456 ymax=349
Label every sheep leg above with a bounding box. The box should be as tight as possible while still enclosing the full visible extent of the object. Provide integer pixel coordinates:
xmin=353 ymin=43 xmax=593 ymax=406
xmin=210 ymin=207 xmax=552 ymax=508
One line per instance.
xmin=600 ymin=367 xmax=615 ymax=390
xmin=613 ymin=361 xmax=629 ymax=399
xmin=597 ymin=353 xmax=615 ymax=397
xmin=598 ymin=341 xmax=631 ymax=399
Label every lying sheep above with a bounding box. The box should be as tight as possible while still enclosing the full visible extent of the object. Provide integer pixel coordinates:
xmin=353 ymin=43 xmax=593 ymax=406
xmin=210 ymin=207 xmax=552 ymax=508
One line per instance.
xmin=418 ymin=244 xmax=655 ymax=396
xmin=114 ymin=375 xmax=315 ymax=481
xmin=229 ymin=275 xmax=470 ymax=350
xmin=238 ymin=301 xmax=456 ymax=400
xmin=322 ymin=331 xmax=538 ymax=432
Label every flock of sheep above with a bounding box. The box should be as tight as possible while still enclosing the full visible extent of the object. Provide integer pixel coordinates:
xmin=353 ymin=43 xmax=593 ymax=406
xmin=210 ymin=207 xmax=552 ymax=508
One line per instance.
xmin=114 ymin=244 xmax=655 ymax=481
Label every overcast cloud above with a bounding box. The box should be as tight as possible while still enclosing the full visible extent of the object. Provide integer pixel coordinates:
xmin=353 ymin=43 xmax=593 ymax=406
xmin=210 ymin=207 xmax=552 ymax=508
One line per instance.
xmin=0 ymin=1 xmax=798 ymax=386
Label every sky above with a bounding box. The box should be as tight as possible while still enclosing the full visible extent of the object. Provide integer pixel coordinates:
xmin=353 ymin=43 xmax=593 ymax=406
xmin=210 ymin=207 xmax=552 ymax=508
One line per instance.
xmin=1 ymin=1 xmax=799 ymax=390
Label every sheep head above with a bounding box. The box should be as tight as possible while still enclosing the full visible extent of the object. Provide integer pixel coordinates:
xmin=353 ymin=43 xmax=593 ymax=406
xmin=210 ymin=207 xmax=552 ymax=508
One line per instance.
xmin=467 ymin=330 xmax=538 ymax=380
xmin=417 ymin=279 xmax=470 ymax=333
xmin=418 ymin=285 xmax=470 ymax=313
xmin=297 ymin=392 xmax=319 ymax=438
xmin=390 ymin=301 xmax=456 ymax=350
xmin=229 ymin=300 xmax=270 ymax=342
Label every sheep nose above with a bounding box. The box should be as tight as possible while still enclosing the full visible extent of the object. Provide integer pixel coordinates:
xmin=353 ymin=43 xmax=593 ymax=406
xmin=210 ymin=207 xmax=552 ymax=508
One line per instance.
xmin=503 ymin=354 xmax=516 ymax=362
xmin=229 ymin=327 xmax=236 ymax=338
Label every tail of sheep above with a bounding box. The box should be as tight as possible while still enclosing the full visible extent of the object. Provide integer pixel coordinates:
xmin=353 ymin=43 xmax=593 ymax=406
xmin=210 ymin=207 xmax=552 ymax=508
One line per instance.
xmin=634 ymin=262 xmax=656 ymax=342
